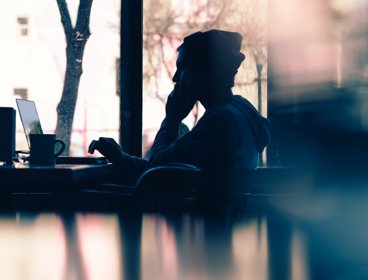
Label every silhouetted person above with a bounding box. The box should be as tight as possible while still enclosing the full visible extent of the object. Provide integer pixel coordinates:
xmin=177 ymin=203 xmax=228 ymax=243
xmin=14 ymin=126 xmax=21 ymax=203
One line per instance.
xmin=89 ymin=29 xmax=270 ymax=185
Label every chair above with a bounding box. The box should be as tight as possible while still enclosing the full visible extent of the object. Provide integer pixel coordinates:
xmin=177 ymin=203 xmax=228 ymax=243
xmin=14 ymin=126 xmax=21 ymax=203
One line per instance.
xmin=84 ymin=165 xmax=307 ymax=212
xmin=81 ymin=163 xmax=202 ymax=210
xmin=135 ymin=163 xmax=203 ymax=208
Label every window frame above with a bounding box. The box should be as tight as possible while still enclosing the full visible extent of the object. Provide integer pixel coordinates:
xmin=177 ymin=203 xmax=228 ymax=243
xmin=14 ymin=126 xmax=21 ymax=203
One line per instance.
xmin=120 ymin=0 xmax=143 ymax=157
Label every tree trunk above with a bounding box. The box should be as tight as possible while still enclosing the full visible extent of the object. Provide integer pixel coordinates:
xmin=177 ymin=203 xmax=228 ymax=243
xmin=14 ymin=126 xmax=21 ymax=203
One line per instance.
xmin=55 ymin=0 xmax=93 ymax=155
xmin=55 ymin=34 xmax=87 ymax=154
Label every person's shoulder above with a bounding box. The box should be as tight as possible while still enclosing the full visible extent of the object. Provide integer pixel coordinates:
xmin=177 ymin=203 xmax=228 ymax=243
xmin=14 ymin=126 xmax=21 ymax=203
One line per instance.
xmin=199 ymin=104 xmax=238 ymax=132
xmin=213 ymin=95 xmax=247 ymax=118
xmin=231 ymin=94 xmax=252 ymax=106
xmin=231 ymin=94 xmax=260 ymax=112
xmin=204 ymin=103 xmax=236 ymax=121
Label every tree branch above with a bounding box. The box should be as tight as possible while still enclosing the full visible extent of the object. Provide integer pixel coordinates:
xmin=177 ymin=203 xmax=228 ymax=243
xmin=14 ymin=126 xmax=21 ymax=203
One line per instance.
xmin=158 ymin=35 xmax=174 ymax=82
xmin=56 ymin=0 xmax=73 ymax=42
xmin=76 ymin=0 xmax=93 ymax=37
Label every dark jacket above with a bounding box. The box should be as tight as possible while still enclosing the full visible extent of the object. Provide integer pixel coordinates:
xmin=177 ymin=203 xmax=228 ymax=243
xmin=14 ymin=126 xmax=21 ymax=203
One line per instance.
xmin=149 ymin=95 xmax=270 ymax=170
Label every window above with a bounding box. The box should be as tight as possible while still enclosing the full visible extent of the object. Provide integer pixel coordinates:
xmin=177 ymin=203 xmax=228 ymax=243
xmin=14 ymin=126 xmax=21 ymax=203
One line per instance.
xmin=17 ymin=16 xmax=29 ymax=36
xmin=14 ymin=88 xmax=28 ymax=100
xmin=142 ymin=0 xmax=268 ymax=157
xmin=0 ymin=0 xmax=121 ymax=155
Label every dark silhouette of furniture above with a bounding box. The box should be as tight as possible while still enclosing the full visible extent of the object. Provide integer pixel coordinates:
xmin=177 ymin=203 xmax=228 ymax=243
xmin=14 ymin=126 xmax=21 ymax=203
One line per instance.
xmin=93 ymin=165 xmax=309 ymax=211
xmin=0 ymin=161 xmax=308 ymax=211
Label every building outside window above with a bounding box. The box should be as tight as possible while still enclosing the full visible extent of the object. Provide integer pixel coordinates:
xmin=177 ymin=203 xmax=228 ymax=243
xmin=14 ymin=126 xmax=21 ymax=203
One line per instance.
xmin=17 ymin=16 xmax=29 ymax=36
xmin=14 ymin=88 xmax=28 ymax=100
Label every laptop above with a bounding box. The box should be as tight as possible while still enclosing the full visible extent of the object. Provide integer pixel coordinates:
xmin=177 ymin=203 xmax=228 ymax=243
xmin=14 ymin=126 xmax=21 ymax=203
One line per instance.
xmin=16 ymin=99 xmax=107 ymax=164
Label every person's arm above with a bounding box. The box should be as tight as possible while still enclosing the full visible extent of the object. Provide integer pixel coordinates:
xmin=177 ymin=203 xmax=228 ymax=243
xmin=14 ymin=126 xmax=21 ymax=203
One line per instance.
xmin=146 ymin=79 xmax=198 ymax=164
xmin=148 ymin=117 xmax=180 ymax=153
xmin=149 ymin=109 xmax=236 ymax=169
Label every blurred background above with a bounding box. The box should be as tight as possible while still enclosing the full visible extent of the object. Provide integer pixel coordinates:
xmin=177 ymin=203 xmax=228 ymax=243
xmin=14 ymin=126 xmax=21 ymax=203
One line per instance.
xmin=267 ymin=0 xmax=368 ymax=178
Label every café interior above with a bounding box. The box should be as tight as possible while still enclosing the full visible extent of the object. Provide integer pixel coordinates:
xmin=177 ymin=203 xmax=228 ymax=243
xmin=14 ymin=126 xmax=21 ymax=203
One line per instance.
xmin=0 ymin=0 xmax=368 ymax=279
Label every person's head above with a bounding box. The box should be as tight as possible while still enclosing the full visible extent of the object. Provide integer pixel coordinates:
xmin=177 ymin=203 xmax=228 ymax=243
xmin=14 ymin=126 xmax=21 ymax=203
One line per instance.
xmin=173 ymin=29 xmax=245 ymax=108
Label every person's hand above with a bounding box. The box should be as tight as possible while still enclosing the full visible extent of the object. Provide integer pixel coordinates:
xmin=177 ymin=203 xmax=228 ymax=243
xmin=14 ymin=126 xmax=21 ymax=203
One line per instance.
xmin=166 ymin=71 xmax=197 ymax=122
xmin=88 ymin=137 xmax=125 ymax=163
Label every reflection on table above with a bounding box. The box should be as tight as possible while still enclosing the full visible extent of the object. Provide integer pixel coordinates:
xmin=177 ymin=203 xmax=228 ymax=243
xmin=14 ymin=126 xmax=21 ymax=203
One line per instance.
xmin=0 ymin=188 xmax=367 ymax=280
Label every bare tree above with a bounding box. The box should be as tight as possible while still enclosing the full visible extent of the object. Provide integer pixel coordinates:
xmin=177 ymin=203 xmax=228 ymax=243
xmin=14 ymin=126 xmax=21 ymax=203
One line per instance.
xmin=55 ymin=0 xmax=93 ymax=155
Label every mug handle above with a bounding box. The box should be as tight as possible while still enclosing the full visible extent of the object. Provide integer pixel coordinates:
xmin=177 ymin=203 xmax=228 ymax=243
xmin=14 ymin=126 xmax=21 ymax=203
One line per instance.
xmin=54 ymin=139 xmax=66 ymax=157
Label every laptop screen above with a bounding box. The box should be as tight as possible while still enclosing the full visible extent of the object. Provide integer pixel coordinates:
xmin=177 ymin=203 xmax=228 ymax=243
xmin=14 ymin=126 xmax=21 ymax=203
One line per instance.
xmin=16 ymin=99 xmax=43 ymax=147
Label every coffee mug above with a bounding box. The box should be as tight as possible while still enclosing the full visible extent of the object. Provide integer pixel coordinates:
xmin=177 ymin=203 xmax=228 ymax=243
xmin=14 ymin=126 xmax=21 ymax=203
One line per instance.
xmin=29 ymin=134 xmax=65 ymax=165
